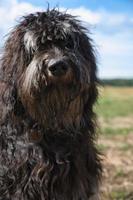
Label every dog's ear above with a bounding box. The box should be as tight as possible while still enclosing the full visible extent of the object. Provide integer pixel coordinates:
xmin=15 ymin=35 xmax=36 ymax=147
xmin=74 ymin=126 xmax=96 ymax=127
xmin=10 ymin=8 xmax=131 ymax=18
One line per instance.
xmin=77 ymin=32 xmax=98 ymax=132
xmin=0 ymin=25 xmax=28 ymax=119
xmin=1 ymin=26 xmax=28 ymax=85
xmin=77 ymin=32 xmax=98 ymax=82
xmin=77 ymin=31 xmax=98 ymax=95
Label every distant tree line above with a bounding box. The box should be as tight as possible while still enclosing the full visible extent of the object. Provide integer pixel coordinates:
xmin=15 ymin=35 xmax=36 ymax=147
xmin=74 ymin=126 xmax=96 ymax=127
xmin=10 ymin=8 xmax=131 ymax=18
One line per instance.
xmin=101 ymin=79 xmax=133 ymax=87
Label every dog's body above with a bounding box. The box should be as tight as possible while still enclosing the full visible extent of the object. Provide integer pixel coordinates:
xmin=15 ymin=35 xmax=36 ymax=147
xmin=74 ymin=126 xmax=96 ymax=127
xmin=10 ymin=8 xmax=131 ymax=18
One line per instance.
xmin=0 ymin=9 xmax=102 ymax=200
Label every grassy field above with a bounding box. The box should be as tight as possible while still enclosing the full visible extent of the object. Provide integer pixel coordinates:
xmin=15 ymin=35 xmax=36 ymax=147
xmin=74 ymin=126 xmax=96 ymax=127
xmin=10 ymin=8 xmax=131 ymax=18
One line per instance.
xmin=95 ymin=86 xmax=133 ymax=200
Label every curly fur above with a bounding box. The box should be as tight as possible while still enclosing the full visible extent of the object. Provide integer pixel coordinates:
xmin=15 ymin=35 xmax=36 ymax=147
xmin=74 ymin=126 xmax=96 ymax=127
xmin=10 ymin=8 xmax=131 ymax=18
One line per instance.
xmin=0 ymin=9 xmax=102 ymax=200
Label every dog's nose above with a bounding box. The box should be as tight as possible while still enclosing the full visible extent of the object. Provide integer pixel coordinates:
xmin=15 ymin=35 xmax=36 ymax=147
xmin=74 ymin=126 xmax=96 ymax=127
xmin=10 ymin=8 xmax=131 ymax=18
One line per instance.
xmin=48 ymin=61 xmax=68 ymax=76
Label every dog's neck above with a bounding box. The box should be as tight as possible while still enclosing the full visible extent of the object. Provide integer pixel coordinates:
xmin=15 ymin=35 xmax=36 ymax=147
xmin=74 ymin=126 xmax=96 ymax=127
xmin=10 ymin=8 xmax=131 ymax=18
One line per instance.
xmin=11 ymin=113 xmax=101 ymax=199
xmin=25 ymin=129 xmax=100 ymax=200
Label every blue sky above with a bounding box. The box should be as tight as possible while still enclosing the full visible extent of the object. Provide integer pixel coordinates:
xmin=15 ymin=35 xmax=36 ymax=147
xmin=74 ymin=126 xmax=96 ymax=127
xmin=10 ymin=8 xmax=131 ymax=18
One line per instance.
xmin=0 ymin=0 xmax=133 ymax=78
xmin=18 ymin=0 xmax=133 ymax=12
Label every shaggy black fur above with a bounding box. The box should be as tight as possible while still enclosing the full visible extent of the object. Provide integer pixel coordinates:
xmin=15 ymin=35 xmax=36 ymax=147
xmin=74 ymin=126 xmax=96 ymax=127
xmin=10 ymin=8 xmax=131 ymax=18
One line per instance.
xmin=0 ymin=9 xmax=102 ymax=200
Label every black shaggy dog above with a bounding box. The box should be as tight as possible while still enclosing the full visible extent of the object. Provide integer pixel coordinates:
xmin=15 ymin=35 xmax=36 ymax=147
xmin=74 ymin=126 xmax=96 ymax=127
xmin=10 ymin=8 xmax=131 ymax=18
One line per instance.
xmin=0 ymin=9 xmax=102 ymax=200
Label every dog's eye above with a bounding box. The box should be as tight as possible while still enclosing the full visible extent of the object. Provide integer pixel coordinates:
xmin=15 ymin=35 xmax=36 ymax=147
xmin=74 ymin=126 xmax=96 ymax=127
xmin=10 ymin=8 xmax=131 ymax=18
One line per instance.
xmin=65 ymin=41 xmax=74 ymax=49
xmin=65 ymin=37 xmax=74 ymax=49
xmin=65 ymin=40 xmax=74 ymax=49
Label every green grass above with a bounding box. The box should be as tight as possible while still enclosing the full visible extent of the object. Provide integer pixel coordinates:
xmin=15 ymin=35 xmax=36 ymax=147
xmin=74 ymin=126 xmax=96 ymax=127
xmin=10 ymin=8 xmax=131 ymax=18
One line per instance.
xmin=119 ymin=144 xmax=133 ymax=151
xmin=95 ymin=86 xmax=133 ymax=119
xmin=98 ymin=87 xmax=133 ymax=200
xmin=95 ymin=87 xmax=133 ymax=137
xmin=97 ymin=144 xmax=108 ymax=151
xmin=110 ymin=191 xmax=128 ymax=200
xmin=96 ymin=97 xmax=133 ymax=119
xmin=97 ymin=143 xmax=133 ymax=152
xmin=114 ymin=169 xmax=125 ymax=178
xmin=101 ymin=127 xmax=133 ymax=136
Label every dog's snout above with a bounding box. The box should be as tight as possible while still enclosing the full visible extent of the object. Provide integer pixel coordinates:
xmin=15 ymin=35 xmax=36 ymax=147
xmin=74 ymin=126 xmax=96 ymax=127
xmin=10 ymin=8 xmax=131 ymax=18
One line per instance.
xmin=48 ymin=61 xmax=68 ymax=76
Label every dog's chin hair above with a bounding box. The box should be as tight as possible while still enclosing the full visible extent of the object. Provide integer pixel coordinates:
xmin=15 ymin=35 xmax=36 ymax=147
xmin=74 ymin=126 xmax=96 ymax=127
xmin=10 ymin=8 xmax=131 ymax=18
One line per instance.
xmin=21 ymin=82 xmax=84 ymax=130
xmin=41 ymin=88 xmax=83 ymax=129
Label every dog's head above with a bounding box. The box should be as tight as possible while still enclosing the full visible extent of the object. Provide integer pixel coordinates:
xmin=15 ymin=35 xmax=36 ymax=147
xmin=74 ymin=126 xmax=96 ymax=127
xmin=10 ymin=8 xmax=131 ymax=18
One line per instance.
xmin=1 ymin=9 xmax=98 ymax=130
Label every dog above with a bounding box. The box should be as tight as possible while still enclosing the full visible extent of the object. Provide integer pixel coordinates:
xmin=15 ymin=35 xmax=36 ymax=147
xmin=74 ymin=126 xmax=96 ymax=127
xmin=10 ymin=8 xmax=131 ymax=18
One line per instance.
xmin=0 ymin=9 xmax=102 ymax=200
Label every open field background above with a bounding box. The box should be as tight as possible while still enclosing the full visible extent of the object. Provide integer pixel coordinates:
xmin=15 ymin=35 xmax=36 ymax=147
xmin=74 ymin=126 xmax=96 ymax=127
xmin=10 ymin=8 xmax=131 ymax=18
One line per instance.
xmin=96 ymin=86 xmax=133 ymax=200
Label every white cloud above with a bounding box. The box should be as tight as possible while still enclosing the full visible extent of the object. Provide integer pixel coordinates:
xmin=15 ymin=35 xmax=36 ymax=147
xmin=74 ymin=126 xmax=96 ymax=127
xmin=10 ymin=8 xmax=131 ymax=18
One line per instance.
xmin=130 ymin=18 xmax=133 ymax=23
xmin=96 ymin=10 xmax=129 ymax=27
xmin=0 ymin=0 xmax=42 ymax=36
xmin=67 ymin=7 xmax=132 ymax=27
xmin=0 ymin=1 xmax=132 ymax=78
xmin=67 ymin=7 xmax=102 ymax=25
xmin=95 ymin=31 xmax=133 ymax=56
xmin=94 ymin=31 xmax=133 ymax=78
